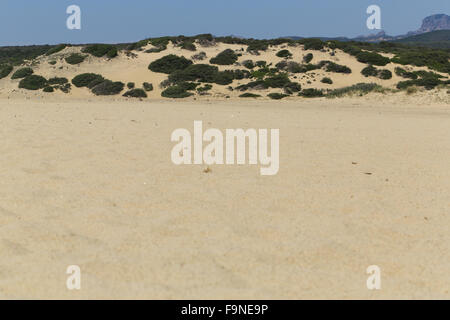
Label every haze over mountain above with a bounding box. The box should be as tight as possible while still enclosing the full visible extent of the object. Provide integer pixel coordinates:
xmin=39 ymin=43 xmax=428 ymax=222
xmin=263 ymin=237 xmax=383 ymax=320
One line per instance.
xmin=288 ymin=14 xmax=450 ymax=43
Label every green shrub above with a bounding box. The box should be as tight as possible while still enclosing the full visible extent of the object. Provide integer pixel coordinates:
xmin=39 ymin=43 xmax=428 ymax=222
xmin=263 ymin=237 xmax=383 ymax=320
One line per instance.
xmin=397 ymin=78 xmax=443 ymax=90
xmin=391 ymin=51 xmax=450 ymax=74
xmin=45 ymin=44 xmax=66 ymax=56
xmin=106 ymin=47 xmax=118 ymax=58
xmin=242 ymin=60 xmax=255 ymax=69
xmin=321 ymin=77 xmax=333 ymax=84
xmin=276 ymin=49 xmax=292 ymax=58
xmin=247 ymin=41 xmax=268 ymax=53
xmin=47 ymin=77 xmax=68 ymax=85
xmin=43 ymin=86 xmax=54 ymax=93
xmin=161 ymin=85 xmax=193 ymax=98
xmin=255 ymin=60 xmax=267 ymax=67
xmin=267 ymin=92 xmax=288 ymax=99
xmin=395 ymin=67 xmax=418 ymax=79
xmin=361 ymin=65 xmax=378 ymax=77
xmin=239 ymin=93 xmax=261 ymax=98
xmin=180 ymin=41 xmax=196 ymax=51
xmin=327 ymin=83 xmax=383 ymax=98
xmin=18 ymin=75 xmax=47 ymax=90
xmin=303 ymin=53 xmax=313 ymax=63
xmin=283 ymin=82 xmax=302 ymax=94
xmin=191 ymin=52 xmax=207 ymax=61
xmin=65 ymin=53 xmax=86 ymax=65
xmin=318 ymin=61 xmax=351 ymax=73
xmin=0 ymin=64 xmax=13 ymax=79
xmin=57 ymin=83 xmax=72 ymax=93
xmin=356 ymin=51 xmax=390 ymax=66
xmin=11 ymin=67 xmax=33 ymax=79
xmin=300 ymin=38 xmax=324 ymax=50
xmin=123 ymin=88 xmax=147 ymax=98
xmin=143 ymin=82 xmax=153 ymax=91
xmin=168 ymin=64 xmax=218 ymax=83
xmin=264 ymin=74 xmax=291 ymax=88
xmin=197 ymin=84 xmax=213 ymax=93
xmin=378 ymin=69 xmax=392 ymax=80
xmin=299 ymin=88 xmax=324 ymax=97
xmin=91 ymin=80 xmax=124 ymax=95
xmin=82 ymin=44 xmax=118 ymax=58
xmin=127 ymin=82 xmax=135 ymax=89
xmin=213 ymin=71 xmax=234 ymax=85
xmin=149 ymin=54 xmax=193 ymax=74
xmin=210 ymin=49 xmax=238 ymax=65
xmin=72 ymin=73 xmax=105 ymax=87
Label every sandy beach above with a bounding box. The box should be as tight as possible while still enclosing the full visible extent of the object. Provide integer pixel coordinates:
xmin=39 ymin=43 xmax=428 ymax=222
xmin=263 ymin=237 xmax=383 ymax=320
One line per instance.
xmin=0 ymin=97 xmax=449 ymax=299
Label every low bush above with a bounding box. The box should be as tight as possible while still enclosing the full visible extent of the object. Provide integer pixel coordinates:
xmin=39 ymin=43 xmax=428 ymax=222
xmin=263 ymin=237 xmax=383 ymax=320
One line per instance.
xmin=48 ymin=77 xmax=68 ymax=85
xmin=318 ymin=61 xmax=351 ymax=73
xmin=197 ymin=84 xmax=213 ymax=93
xmin=356 ymin=51 xmax=390 ymax=66
xmin=127 ymin=82 xmax=135 ymax=89
xmin=299 ymin=88 xmax=324 ymax=97
xmin=283 ymin=82 xmax=302 ymax=94
xmin=242 ymin=60 xmax=255 ymax=69
xmin=397 ymin=78 xmax=443 ymax=90
xmin=327 ymin=83 xmax=383 ymax=98
xmin=143 ymin=82 xmax=153 ymax=91
xmin=45 ymin=44 xmax=66 ymax=56
xmin=303 ymin=53 xmax=313 ymax=63
xmin=161 ymin=85 xmax=193 ymax=98
xmin=191 ymin=52 xmax=206 ymax=61
xmin=300 ymin=38 xmax=324 ymax=50
xmin=276 ymin=49 xmax=292 ymax=58
xmin=43 ymin=86 xmax=54 ymax=93
xmin=149 ymin=54 xmax=193 ymax=74
xmin=267 ymin=92 xmax=288 ymax=100
xmin=210 ymin=49 xmax=238 ymax=65
xmin=378 ymin=69 xmax=392 ymax=80
xmin=169 ymin=64 xmax=218 ymax=83
xmin=123 ymin=88 xmax=147 ymax=98
xmin=11 ymin=67 xmax=33 ymax=79
xmin=65 ymin=53 xmax=86 ymax=65
xmin=180 ymin=41 xmax=196 ymax=51
xmin=395 ymin=67 xmax=418 ymax=79
xmin=239 ymin=93 xmax=261 ymax=98
xmin=361 ymin=65 xmax=378 ymax=77
xmin=91 ymin=80 xmax=124 ymax=95
xmin=72 ymin=73 xmax=105 ymax=87
xmin=57 ymin=83 xmax=72 ymax=93
xmin=18 ymin=75 xmax=47 ymax=90
xmin=321 ymin=77 xmax=333 ymax=84
xmin=0 ymin=64 xmax=13 ymax=79
xmin=264 ymin=74 xmax=291 ymax=88
xmin=213 ymin=71 xmax=234 ymax=85
xmin=82 ymin=44 xmax=118 ymax=58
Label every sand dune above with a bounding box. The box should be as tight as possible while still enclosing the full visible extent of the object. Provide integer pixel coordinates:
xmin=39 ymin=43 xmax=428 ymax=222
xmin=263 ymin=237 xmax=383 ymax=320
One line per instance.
xmin=0 ymin=97 xmax=449 ymax=299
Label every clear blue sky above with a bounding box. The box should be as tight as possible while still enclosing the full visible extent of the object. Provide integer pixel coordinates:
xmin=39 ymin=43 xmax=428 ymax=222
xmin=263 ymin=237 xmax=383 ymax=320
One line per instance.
xmin=0 ymin=0 xmax=448 ymax=46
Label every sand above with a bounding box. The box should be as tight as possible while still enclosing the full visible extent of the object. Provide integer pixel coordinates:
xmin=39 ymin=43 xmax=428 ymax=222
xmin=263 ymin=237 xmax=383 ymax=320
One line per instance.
xmin=0 ymin=96 xmax=449 ymax=299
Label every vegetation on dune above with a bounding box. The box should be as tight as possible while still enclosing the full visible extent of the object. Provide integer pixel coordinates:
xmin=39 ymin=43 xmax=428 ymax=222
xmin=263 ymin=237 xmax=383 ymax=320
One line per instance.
xmin=355 ymin=51 xmax=390 ymax=66
xmin=127 ymin=82 xmax=135 ymax=89
xmin=45 ymin=44 xmax=67 ymax=56
xmin=317 ymin=61 xmax=352 ymax=74
xmin=267 ymin=92 xmax=289 ymax=99
xmin=143 ymin=82 xmax=154 ymax=91
xmin=47 ymin=77 xmax=68 ymax=85
xmin=239 ymin=93 xmax=261 ymax=98
xmin=161 ymin=85 xmax=194 ymax=98
xmin=326 ymin=83 xmax=385 ymax=98
xmin=395 ymin=67 xmax=418 ymax=79
xmin=276 ymin=49 xmax=292 ymax=58
xmin=123 ymin=88 xmax=147 ymax=98
xmin=210 ymin=49 xmax=238 ymax=65
xmin=82 ymin=44 xmax=118 ymax=58
xmin=72 ymin=73 xmax=105 ymax=87
xmin=321 ymin=77 xmax=333 ymax=84
xmin=303 ymin=53 xmax=313 ymax=63
xmin=299 ymin=88 xmax=324 ymax=97
xmin=0 ymin=64 xmax=13 ymax=79
xmin=43 ymin=86 xmax=54 ymax=93
xmin=91 ymin=80 xmax=124 ymax=95
xmin=149 ymin=54 xmax=193 ymax=74
xmin=18 ymin=75 xmax=47 ymax=90
xmin=11 ymin=67 xmax=33 ymax=79
xmin=65 ymin=53 xmax=87 ymax=65
xmin=361 ymin=65 xmax=392 ymax=79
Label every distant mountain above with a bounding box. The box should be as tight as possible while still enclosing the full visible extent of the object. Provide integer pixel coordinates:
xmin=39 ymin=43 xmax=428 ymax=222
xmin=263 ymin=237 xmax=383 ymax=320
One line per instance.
xmin=394 ymin=30 xmax=450 ymax=49
xmin=412 ymin=14 xmax=450 ymax=35
xmin=286 ymin=13 xmax=450 ymax=44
